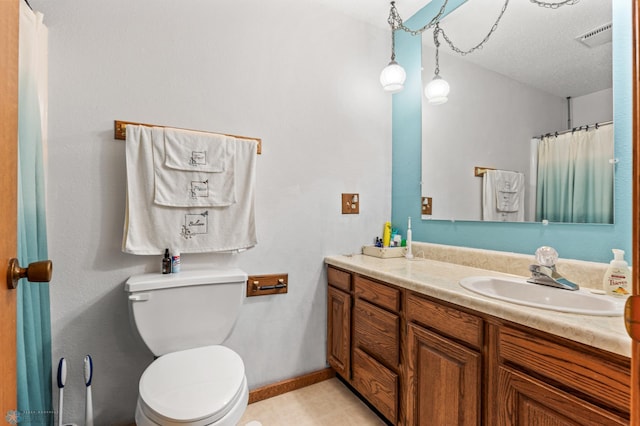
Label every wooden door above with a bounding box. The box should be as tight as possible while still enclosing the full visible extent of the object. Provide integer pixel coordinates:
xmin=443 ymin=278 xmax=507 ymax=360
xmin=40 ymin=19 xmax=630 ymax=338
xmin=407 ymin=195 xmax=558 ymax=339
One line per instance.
xmin=0 ymin=0 xmax=20 ymax=418
xmin=633 ymin=0 xmax=640 ymax=424
xmin=406 ymin=323 xmax=481 ymax=426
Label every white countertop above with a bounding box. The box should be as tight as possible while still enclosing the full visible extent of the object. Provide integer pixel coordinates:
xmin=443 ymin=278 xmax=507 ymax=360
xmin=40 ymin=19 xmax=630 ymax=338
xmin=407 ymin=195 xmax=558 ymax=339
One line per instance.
xmin=325 ymin=253 xmax=631 ymax=358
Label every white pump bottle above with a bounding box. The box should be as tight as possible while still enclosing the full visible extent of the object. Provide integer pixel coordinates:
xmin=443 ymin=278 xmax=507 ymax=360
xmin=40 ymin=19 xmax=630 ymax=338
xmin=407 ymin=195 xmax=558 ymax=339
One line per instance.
xmin=603 ymin=249 xmax=631 ymax=297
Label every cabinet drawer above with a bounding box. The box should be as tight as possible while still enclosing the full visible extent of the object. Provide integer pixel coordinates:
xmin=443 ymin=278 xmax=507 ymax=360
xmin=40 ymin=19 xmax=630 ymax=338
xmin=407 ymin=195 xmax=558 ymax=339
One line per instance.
xmin=352 ymin=347 xmax=398 ymax=424
xmin=497 ymin=325 xmax=630 ymax=413
xmin=354 ymin=275 xmax=400 ymax=311
xmin=407 ymin=293 xmax=483 ymax=349
xmin=353 ymin=299 xmax=400 ymax=367
xmin=327 ymin=266 xmax=351 ymax=292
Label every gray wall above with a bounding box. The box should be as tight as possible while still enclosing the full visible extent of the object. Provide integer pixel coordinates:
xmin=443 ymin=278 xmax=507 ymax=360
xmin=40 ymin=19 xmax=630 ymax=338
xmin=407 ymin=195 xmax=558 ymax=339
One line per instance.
xmin=421 ymin=44 xmax=566 ymax=221
xmin=31 ymin=0 xmax=392 ymax=424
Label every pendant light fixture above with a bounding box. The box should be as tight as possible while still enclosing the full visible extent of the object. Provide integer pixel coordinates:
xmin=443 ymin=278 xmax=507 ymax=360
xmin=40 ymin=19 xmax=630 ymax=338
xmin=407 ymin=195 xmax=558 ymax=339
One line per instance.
xmin=424 ymin=25 xmax=449 ymax=105
xmin=381 ymin=0 xmax=579 ymax=101
xmin=380 ymin=2 xmax=406 ymax=93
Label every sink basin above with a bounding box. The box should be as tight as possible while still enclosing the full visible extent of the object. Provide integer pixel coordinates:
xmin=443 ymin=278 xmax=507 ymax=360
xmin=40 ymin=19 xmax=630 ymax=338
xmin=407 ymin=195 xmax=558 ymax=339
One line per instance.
xmin=459 ymin=276 xmax=625 ymax=316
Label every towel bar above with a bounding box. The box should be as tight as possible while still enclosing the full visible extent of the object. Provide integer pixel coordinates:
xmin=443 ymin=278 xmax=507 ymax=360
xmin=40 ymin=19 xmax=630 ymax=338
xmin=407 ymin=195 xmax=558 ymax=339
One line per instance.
xmin=474 ymin=166 xmax=496 ymax=177
xmin=114 ymin=120 xmax=262 ymax=154
xmin=253 ymin=280 xmax=287 ymax=291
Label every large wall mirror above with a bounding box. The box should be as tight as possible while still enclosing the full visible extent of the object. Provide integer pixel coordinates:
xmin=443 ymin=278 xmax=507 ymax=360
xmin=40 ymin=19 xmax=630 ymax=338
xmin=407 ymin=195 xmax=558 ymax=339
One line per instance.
xmin=420 ymin=0 xmax=613 ymax=224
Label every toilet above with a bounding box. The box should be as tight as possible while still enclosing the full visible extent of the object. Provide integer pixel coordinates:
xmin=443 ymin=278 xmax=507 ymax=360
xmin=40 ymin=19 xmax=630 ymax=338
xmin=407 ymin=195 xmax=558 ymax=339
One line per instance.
xmin=125 ymin=268 xmax=249 ymax=426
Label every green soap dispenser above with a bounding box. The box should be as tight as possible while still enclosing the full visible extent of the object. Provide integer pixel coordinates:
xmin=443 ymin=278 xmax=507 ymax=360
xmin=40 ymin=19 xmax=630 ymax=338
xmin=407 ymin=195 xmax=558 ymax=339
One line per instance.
xmin=603 ymin=249 xmax=631 ymax=297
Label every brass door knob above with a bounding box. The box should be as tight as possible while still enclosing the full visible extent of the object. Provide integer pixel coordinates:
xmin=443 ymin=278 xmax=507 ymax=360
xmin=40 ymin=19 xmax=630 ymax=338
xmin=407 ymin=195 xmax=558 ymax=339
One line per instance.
xmin=625 ymin=295 xmax=640 ymax=342
xmin=7 ymin=258 xmax=53 ymax=289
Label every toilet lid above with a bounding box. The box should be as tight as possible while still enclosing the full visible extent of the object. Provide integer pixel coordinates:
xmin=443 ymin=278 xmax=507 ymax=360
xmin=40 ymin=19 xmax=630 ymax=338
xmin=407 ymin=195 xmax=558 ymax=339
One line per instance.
xmin=139 ymin=345 xmax=245 ymax=423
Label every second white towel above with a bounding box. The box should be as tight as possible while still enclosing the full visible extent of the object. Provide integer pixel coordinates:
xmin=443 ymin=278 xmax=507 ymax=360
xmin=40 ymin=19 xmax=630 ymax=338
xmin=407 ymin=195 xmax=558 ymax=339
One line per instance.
xmin=482 ymin=169 xmax=525 ymax=222
xmin=153 ymin=128 xmax=237 ymax=207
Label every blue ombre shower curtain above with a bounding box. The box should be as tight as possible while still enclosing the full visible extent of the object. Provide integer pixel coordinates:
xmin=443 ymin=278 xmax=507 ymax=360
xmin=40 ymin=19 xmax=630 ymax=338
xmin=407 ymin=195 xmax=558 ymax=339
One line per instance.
xmin=535 ymin=124 xmax=614 ymax=224
xmin=17 ymin=2 xmax=52 ymax=424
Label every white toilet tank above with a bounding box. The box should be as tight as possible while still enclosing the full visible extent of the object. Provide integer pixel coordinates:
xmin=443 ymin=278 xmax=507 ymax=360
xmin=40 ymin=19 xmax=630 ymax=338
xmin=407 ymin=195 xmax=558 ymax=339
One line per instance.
xmin=125 ymin=268 xmax=247 ymax=356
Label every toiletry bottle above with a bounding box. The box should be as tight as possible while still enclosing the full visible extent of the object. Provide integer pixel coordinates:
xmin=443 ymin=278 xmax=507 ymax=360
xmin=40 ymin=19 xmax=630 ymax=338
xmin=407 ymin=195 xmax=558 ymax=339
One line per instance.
xmin=405 ymin=217 xmax=414 ymax=259
xmin=603 ymin=249 xmax=631 ymax=297
xmin=162 ymin=249 xmax=171 ymax=274
xmin=171 ymin=250 xmax=181 ymax=273
xmin=382 ymin=222 xmax=392 ymax=247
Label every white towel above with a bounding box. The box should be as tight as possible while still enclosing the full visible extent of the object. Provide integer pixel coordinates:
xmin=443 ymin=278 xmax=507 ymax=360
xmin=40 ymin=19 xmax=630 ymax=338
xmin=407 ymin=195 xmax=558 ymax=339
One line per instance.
xmin=494 ymin=170 xmax=523 ymax=212
xmin=153 ymin=128 xmax=236 ymax=207
xmin=164 ymin=127 xmax=229 ymax=172
xmin=123 ymin=125 xmax=257 ymax=254
xmin=482 ymin=170 xmax=525 ymax=222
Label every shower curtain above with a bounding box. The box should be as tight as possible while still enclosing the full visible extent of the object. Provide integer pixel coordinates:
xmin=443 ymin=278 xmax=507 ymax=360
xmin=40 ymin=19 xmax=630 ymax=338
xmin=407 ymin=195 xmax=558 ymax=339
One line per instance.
xmin=17 ymin=2 xmax=52 ymax=424
xmin=535 ymin=124 xmax=614 ymax=224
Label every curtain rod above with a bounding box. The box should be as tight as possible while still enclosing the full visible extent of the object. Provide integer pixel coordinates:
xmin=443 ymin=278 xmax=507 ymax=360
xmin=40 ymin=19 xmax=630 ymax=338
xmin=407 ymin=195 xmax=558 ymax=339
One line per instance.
xmin=535 ymin=120 xmax=613 ymax=140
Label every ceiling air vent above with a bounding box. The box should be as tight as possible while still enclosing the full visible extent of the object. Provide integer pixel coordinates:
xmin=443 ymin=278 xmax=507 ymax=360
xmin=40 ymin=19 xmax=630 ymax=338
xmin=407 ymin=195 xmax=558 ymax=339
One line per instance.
xmin=576 ymin=22 xmax=612 ymax=48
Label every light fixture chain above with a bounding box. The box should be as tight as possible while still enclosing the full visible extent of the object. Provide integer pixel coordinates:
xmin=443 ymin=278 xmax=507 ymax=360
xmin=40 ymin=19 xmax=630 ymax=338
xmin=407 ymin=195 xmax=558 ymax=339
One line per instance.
xmin=389 ymin=0 xmax=450 ymax=37
xmin=437 ymin=0 xmax=510 ymax=56
xmin=530 ymin=0 xmax=580 ymax=9
xmin=390 ymin=26 xmax=396 ymax=61
xmin=433 ymin=26 xmax=441 ymax=76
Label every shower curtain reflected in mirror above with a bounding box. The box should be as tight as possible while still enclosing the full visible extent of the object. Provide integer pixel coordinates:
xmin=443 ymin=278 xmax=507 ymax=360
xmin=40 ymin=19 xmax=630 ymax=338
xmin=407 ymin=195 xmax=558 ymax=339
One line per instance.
xmin=535 ymin=124 xmax=614 ymax=224
xmin=17 ymin=1 xmax=52 ymax=422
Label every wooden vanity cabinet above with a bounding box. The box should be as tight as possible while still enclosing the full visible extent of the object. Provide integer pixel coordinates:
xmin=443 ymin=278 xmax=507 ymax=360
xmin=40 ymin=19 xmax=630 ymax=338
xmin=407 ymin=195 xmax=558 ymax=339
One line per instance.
xmin=351 ymin=275 xmax=402 ymax=424
xmin=326 ymin=267 xmax=403 ymax=424
xmin=326 ymin=265 xmax=631 ymax=425
xmin=489 ymin=323 xmax=630 ymax=425
xmin=405 ymin=292 xmax=483 ymax=426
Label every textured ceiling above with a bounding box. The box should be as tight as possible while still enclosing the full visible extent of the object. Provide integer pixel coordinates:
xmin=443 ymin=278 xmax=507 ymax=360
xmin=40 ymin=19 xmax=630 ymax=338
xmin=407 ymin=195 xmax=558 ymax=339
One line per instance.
xmin=317 ymin=0 xmax=612 ymax=98
xmin=422 ymin=0 xmax=612 ymax=97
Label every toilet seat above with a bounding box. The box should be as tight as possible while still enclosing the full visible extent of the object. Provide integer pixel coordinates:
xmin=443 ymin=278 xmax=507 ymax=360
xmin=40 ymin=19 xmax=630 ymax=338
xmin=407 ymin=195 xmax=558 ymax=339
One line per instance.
xmin=138 ymin=345 xmax=246 ymax=425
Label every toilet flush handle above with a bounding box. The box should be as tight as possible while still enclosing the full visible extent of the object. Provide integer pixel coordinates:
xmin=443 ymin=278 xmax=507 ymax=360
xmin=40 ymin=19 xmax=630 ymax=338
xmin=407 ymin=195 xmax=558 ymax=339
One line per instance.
xmin=129 ymin=293 xmax=150 ymax=302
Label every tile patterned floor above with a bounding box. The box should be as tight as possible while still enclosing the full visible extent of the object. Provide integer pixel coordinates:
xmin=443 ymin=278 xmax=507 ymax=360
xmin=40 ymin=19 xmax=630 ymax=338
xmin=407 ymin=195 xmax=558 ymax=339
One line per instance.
xmin=239 ymin=378 xmax=386 ymax=426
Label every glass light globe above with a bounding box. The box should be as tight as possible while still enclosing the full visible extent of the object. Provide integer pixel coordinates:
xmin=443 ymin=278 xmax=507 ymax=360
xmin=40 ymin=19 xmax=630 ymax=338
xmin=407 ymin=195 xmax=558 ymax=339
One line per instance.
xmin=379 ymin=61 xmax=406 ymax=94
xmin=424 ymin=76 xmax=450 ymax=105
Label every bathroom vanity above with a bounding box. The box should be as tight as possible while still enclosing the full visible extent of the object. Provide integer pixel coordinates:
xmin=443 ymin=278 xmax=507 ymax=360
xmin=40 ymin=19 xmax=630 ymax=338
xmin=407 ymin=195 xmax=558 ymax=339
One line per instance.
xmin=325 ymin=245 xmax=630 ymax=425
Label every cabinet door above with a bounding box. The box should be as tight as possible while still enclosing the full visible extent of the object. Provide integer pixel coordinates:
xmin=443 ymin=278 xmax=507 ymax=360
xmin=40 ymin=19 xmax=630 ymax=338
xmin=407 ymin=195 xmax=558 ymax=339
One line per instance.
xmin=406 ymin=323 xmax=481 ymax=426
xmin=495 ymin=366 xmax=628 ymax=426
xmin=327 ymin=286 xmax=351 ymax=378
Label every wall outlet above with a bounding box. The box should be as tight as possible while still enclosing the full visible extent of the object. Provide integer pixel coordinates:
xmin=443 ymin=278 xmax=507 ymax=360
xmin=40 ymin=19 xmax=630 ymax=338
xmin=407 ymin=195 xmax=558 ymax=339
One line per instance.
xmin=342 ymin=193 xmax=359 ymax=214
xmin=422 ymin=197 xmax=432 ymax=215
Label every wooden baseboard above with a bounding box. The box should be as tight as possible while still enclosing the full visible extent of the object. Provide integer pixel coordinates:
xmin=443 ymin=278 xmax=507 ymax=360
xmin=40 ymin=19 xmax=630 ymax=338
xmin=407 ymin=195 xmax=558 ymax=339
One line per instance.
xmin=248 ymin=367 xmax=335 ymax=404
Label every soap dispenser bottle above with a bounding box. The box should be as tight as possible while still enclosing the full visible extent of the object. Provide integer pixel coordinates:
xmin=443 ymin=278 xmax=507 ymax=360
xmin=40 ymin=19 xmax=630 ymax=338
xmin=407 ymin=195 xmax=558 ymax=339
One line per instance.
xmin=162 ymin=248 xmax=172 ymax=274
xmin=603 ymin=249 xmax=631 ymax=297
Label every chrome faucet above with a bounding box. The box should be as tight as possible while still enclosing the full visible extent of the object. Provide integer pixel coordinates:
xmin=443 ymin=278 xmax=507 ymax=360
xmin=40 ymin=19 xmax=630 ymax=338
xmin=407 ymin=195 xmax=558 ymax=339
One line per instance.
xmin=527 ymin=246 xmax=579 ymax=291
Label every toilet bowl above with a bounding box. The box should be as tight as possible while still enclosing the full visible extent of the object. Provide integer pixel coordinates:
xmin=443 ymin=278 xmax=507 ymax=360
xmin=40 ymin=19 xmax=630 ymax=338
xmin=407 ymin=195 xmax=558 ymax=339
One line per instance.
xmin=135 ymin=346 xmax=248 ymax=426
xmin=125 ymin=269 xmax=249 ymax=426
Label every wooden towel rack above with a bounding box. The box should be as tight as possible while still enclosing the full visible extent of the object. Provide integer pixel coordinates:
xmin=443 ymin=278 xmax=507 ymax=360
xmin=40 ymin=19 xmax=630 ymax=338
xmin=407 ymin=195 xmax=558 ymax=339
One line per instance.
xmin=474 ymin=166 xmax=495 ymax=177
xmin=114 ymin=120 xmax=262 ymax=154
